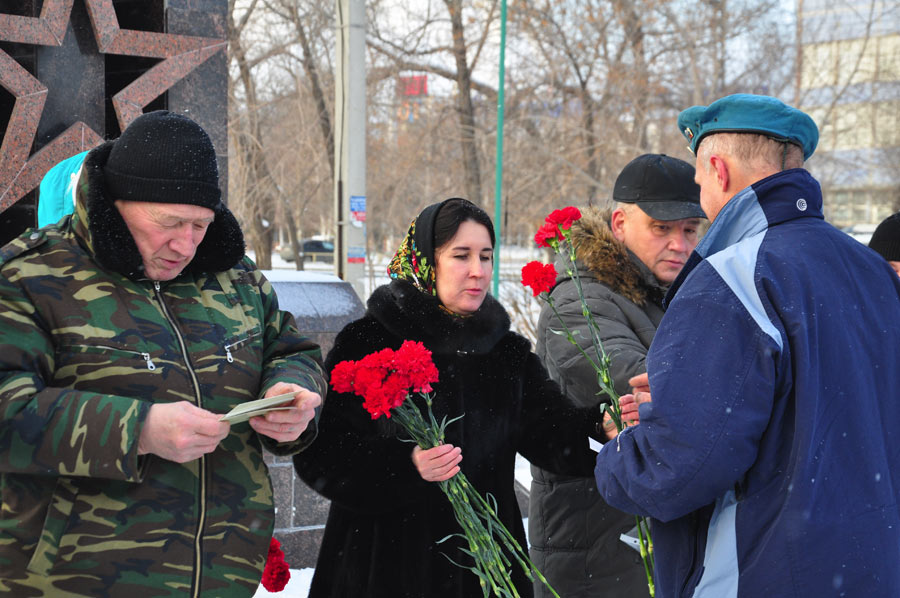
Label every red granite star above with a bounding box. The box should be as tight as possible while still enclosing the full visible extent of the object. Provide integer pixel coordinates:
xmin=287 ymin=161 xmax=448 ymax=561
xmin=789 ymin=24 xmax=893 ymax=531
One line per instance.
xmin=0 ymin=0 xmax=225 ymax=210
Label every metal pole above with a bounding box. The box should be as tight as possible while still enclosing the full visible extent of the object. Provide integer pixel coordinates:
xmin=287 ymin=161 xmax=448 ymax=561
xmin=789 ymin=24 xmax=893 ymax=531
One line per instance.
xmin=492 ymin=0 xmax=507 ymax=297
xmin=334 ymin=0 xmax=367 ymax=300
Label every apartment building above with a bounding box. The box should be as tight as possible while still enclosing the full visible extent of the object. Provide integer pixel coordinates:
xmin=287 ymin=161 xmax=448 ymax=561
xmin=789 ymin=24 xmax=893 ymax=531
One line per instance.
xmin=797 ymin=0 xmax=900 ymax=227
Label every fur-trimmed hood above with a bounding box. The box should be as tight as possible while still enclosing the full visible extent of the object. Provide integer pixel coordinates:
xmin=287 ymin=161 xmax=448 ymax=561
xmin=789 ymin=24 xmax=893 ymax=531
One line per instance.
xmin=71 ymin=141 xmax=245 ymax=281
xmin=561 ymin=206 xmax=667 ymax=306
xmin=367 ymin=280 xmax=511 ymax=355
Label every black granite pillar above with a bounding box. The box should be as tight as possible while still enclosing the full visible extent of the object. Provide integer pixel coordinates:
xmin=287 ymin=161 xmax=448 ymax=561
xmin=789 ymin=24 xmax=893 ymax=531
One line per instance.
xmin=166 ymin=0 xmax=228 ymax=204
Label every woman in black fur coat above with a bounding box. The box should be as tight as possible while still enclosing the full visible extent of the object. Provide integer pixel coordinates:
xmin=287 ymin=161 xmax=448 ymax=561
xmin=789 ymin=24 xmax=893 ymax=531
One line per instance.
xmin=294 ymin=198 xmax=605 ymax=598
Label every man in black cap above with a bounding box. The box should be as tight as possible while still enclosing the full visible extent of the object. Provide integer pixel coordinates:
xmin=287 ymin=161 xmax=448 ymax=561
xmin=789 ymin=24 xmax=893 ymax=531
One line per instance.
xmin=0 ymin=110 xmax=326 ymax=596
xmin=529 ymin=154 xmax=703 ymax=598
xmin=596 ymin=94 xmax=900 ymax=598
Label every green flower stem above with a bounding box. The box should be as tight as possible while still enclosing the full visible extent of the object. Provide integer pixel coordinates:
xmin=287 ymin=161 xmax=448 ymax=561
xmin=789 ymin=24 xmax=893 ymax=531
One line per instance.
xmin=634 ymin=515 xmax=655 ymax=597
xmin=462 ymin=480 xmax=561 ymax=598
xmin=392 ymin=393 xmax=560 ymax=598
xmin=538 ymin=228 xmax=656 ymax=597
xmin=545 ymin=297 xmax=623 ymax=429
xmin=446 ymin=484 xmax=517 ymax=597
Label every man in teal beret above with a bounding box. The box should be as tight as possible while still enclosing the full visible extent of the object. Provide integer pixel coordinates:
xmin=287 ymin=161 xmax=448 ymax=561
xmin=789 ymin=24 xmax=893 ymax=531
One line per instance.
xmin=595 ymin=94 xmax=900 ymax=598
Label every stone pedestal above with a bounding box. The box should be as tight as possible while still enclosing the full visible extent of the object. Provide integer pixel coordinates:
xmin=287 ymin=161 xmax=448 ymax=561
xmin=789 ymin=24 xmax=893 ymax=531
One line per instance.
xmin=265 ymin=272 xmax=365 ymax=568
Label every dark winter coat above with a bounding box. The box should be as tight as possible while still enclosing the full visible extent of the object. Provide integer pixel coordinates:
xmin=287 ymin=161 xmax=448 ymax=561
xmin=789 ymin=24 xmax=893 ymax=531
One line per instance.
xmin=294 ymin=279 xmax=604 ymax=598
xmin=530 ymin=208 xmax=659 ymax=597
xmin=0 ymin=145 xmax=326 ymax=597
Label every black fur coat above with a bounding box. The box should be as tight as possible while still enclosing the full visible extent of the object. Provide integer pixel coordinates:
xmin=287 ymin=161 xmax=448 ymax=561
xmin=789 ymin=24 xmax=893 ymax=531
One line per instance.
xmin=294 ymin=280 xmax=603 ymax=598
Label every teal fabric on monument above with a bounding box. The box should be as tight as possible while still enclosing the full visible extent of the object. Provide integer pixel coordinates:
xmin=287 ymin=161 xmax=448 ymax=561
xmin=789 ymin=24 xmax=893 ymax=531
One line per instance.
xmin=37 ymin=151 xmax=88 ymax=227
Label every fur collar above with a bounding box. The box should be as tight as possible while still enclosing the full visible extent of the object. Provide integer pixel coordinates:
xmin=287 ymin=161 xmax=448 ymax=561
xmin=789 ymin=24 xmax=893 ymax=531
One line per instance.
xmin=367 ymin=280 xmax=511 ymax=355
xmin=72 ymin=141 xmax=245 ymax=281
xmin=563 ymin=207 xmax=666 ymax=306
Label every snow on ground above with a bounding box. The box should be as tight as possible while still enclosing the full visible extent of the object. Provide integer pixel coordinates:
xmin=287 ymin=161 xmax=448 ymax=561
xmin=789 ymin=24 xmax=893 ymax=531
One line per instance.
xmin=252 ymin=568 xmax=314 ymax=597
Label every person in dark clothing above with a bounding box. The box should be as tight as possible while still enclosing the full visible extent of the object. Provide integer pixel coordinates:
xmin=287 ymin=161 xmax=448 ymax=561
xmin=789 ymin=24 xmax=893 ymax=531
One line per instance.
xmin=294 ymin=198 xmax=605 ymax=598
xmin=868 ymin=211 xmax=900 ymax=277
xmin=529 ymin=154 xmax=704 ymax=598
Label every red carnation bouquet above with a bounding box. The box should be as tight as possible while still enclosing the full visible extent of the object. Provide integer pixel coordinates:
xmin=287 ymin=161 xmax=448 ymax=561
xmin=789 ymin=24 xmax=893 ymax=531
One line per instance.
xmin=332 ymin=340 xmax=559 ymax=597
xmin=261 ymin=537 xmax=290 ymax=592
xmin=522 ymin=207 xmax=656 ymax=597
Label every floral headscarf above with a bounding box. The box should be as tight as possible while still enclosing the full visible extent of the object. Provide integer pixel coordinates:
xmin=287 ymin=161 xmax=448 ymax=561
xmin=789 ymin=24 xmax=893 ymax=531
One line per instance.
xmin=387 ymin=199 xmax=450 ymax=296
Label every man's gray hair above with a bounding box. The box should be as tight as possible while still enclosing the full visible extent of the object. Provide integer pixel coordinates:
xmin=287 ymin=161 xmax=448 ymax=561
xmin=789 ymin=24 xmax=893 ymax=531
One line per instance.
xmin=697 ymin=132 xmax=804 ymax=173
xmin=615 ymin=201 xmax=639 ymax=215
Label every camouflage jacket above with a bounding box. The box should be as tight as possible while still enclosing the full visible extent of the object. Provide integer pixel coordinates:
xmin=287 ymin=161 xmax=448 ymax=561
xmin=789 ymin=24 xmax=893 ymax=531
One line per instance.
xmin=0 ymin=191 xmax=326 ymax=596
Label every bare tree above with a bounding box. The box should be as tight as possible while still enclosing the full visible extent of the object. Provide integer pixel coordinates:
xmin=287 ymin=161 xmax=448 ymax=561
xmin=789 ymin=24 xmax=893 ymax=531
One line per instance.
xmin=228 ymin=0 xmax=336 ymax=269
xmin=367 ymin=0 xmax=505 ymax=208
xmin=225 ymin=0 xmax=832 ymax=265
xmin=228 ymin=0 xmax=294 ymax=269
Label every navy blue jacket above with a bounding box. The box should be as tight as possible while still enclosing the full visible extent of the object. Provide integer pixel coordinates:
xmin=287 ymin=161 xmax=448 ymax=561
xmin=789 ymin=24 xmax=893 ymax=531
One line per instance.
xmin=595 ymin=169 xmax=900 ymax=598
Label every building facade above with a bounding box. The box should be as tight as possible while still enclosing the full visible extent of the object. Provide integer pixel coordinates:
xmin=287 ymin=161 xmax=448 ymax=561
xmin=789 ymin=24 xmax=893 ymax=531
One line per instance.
xmin=797 ymin=0 xmax=900 ymax=228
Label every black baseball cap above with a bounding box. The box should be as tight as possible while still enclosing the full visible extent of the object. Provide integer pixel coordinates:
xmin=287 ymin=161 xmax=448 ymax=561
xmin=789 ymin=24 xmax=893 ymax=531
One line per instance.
xmin=613 ymin=154 xmax=706 ymax=221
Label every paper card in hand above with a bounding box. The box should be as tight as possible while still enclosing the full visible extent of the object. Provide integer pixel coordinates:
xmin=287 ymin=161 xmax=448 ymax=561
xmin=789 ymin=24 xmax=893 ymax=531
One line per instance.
xmin=219 ymin=392 xmax=296 ymax=423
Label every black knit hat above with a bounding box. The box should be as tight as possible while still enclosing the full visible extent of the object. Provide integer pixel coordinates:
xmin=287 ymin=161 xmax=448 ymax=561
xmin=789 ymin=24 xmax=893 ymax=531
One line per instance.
xmin=869 ymin=212 xmax=900 ymax=262
xmin=103 ymin=110 xmax=222 ymax=208
xmin=82 ymin=110 xmax=245 ymax=279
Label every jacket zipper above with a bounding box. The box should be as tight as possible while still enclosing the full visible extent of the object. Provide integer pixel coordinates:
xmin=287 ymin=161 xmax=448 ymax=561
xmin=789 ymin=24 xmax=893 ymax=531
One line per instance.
xmin=223 ymin=329 xmax=260 ymax=363
xmin=71 ymin=344 xmax=156 ymax=370
xmin=154 ymin=281 xmax=207 ymax=598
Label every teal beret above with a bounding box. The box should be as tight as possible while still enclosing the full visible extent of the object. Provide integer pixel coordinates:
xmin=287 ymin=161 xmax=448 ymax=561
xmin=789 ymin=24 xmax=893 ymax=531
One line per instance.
xmin=677 ymin=94 xmax=819 ymax=160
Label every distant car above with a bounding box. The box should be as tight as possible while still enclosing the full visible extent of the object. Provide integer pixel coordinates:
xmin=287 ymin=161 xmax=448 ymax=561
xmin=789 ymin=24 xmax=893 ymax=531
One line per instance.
xmin=301 ymin=239 xmax=335 ymax=263
xmin=278 ymin=239 xmax=335 ymax=263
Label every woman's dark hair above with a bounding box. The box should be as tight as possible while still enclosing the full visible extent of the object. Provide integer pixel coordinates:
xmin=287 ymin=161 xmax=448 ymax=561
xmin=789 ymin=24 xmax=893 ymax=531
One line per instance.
xmin=433 ymin=198 xmax=496 ymax=250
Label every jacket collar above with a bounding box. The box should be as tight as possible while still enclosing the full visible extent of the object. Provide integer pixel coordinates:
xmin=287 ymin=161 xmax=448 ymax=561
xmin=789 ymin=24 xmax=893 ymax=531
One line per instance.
xmin=367 ymin=280 xmax=510 ymax=355
xmin=556 ymin=207 xmax=666 ymax=306
xmin=665 ymin=168 xmax=823 ymax=306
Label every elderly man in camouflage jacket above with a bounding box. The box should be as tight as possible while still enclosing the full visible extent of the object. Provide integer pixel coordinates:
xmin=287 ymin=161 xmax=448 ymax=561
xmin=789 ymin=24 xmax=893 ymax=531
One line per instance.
xmin=0 ymin=111 xmax=326 ymax=597
xmin=529 ymin=154 xmax=704 ymax=598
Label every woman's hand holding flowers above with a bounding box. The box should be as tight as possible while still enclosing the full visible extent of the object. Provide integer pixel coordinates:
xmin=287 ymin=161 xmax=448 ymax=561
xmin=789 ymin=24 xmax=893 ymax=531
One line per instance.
xmin=413 ymin=444 xmax=462 ymax=482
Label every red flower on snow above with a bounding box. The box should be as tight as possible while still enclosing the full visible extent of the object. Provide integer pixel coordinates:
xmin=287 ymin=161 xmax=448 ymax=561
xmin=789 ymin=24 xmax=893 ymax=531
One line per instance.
xmin=330 ymin=341 xmax=439 ymax=420
xmin=521 ymin=261 xmax=558 ymax=296
xmin=262 ymin=537 xmax=291 ymax=592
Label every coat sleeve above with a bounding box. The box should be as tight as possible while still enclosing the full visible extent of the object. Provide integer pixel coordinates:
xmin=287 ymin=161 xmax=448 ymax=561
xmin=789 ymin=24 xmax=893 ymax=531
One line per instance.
xmin=0 ymin=250 xmax=149 ymax=482
xmin=293 ymin=321 xmax=435 ymax=514
xmin=251 ymin=265 xmax=327 ymax=456
xmin=594 ymin=269 xmax=781 ymax=521
xmin=515 ymin=348 xmax=604 ymax=478
xmin=542 ymin=279 xmax=652 ymax=406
